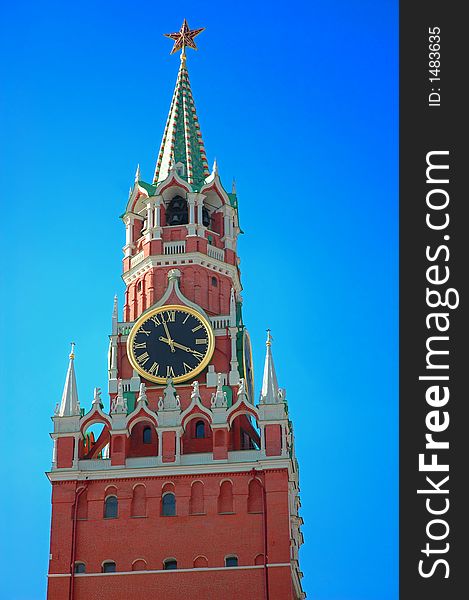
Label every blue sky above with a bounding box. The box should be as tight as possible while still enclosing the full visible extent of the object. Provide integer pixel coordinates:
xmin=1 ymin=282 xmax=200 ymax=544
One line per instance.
xmin=0 ymin=1 xmax=398 ymax=598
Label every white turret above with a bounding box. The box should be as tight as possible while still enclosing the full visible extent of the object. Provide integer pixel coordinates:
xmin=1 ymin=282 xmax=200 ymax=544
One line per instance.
xmin=259 ymin=330 xmax=280 ymax=404
xmin=58 ymin=343 xmax=80 ymax=417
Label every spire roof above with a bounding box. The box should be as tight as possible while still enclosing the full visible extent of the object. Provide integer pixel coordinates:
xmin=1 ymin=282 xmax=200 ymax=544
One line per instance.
xmin=260 ymin=330 xmax=280 ymax=404
xmin=58 ymin=343 xmax=80 ymax=417
xmin=153 ymin=52 xmax=210 ymax=189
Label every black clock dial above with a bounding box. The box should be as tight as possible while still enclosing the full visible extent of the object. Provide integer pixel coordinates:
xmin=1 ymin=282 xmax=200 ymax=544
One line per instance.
xmin=127 ymin=305 xmax=214 ymax=384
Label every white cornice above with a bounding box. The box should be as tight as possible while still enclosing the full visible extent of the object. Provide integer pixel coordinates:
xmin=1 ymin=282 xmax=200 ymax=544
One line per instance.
xmin=47 ymin=457 xmax=291 ymax=482
xmin=122 ymin=252 xmax=241 ymax=291
xmin=48 ymin=563 xmax=291 ymax=578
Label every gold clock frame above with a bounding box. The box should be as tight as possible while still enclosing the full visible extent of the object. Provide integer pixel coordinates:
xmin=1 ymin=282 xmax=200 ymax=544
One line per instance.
xmin=127 ymin=304 xmax=215 ymax=385
xmin=242 ymin=329 xmax=255 ymax=402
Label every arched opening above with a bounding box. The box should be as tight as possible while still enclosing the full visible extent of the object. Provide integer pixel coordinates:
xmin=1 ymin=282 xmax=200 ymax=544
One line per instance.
xmin=162 ymin=492 xmax=176 ymax=516
xmin=247 ymin=479 xmax=264 ymax=513
xmin=132 ymin=559 xmax=147 ymax=571
xmin=82 ymin=422 xmax=109 ymax=460
xmin=128 ymin=421 xmax=158 ymax=458
xmin=74 ymin=562 xmax=86 ymax=574
xmin=163 ymin=558 xmax=177 ymax=570
xmin=104 ymin=495 xmax=118 ymax=519
xmin=189 ymin=481 xmax=204 ymax=515
xmin=131 ymin=484 xmax=147 ymax=517
xmin=102 ymin=561 xmax=116 ymax=573
xmin=193 ymin=555 xmax=208 ymax=568
xmin=229 ymin=414 xmax=260 ymax=451
xmin=218 ymin=480 xmax=234 ymax=514
xmin=225 ymin=555 xmax=238 ymax=567
xmin=182 ymin=418 xmax=212 ymax=455
xmin=166 ymin=195 xmax=188 ymax=226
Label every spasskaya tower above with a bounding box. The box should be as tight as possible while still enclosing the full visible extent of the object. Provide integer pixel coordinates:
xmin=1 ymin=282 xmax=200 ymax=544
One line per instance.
xmin=47 ymin=20 xmax=305 ymax=600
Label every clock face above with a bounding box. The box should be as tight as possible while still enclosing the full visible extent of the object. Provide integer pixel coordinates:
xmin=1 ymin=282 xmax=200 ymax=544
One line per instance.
xmin=127 ymin=304 xmax=215 ymax=384
xmin=242 ymin=330 xmax=255 ymax=403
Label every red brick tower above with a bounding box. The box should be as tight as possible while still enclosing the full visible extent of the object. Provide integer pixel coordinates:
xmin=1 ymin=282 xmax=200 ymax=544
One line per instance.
xmin=47 ymin=20 xmax=305 ymax=600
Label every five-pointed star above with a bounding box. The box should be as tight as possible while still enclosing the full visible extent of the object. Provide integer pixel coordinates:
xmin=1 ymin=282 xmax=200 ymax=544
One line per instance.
xmin=164 ymin=19 xmax=205 ymax=54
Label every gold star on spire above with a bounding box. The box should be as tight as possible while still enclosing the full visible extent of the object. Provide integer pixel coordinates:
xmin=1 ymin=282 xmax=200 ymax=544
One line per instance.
xmin=164 ymin=19 xmax=205 ymax=55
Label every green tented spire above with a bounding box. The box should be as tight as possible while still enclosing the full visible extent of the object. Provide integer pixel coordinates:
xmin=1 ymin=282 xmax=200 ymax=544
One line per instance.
xmin=153 ymin=53 xmax=210 ymax=189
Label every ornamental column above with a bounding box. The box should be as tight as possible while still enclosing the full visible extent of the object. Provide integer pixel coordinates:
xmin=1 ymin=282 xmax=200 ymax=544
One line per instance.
xmin=123 ymin=214 xmax=135 ymax=258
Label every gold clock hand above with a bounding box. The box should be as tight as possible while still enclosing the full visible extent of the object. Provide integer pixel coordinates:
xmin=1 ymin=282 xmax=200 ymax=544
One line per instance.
xmin=159 ymin=337 xmax=202 ymax=355
xmin=162 ymin=321 xmax=175 ymax=352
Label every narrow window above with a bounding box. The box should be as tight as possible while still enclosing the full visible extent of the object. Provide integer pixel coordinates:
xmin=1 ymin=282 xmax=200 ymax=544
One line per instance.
xmin=162 ymin=492 xmax=176 ymax=516
xmin=137 ymin=281 xmax=142 ymax=292
xmin=195 ymin=420 xmax=205 ymax=439
xmin=74 ymin=562 xmax=86 ymax=574
xmin=143 ymin=427 xmax=152 ymax=444
xmin=104 ymin=495 xmax=118 ymax=519
xmin=225 ymin=556 xmax=238 ymax=567
xmin=211 ymin=276 xmax=218 ymax=287
xmin=164 ymin=558 xmax=177 ymax=570
xmin=102 ymin=561 xmax=116 ymax=573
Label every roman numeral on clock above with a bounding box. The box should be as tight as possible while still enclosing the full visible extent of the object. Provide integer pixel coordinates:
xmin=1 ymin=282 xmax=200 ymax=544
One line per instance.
xmin=166 ymin=365 xmax=175 ymax=378
xmin=148 ymin=362 xmax=159 ymax=375
xmin=183 ymin=362 xmax=192 ymax=373
xmin=195 ymin=338 xmax=207 ymax=345
xmin=192 ymin=324 xmax=203 ymax=333
xmin=134 ymin=342 xmax=146 ymax=349
xmin=136 ymin=352 xmax=150 ymax=365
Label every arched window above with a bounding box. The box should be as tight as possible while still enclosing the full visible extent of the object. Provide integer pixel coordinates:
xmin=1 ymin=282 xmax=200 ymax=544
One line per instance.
xmin=189 ymin=481 xmax=204 ymax=515
xmin=166 ymin=195 xmax=188 ymax=226
xmin=163 ymin=558 xmax=177 ymax=570
xmin=162 ymin=492 xmax=176 ymax=516
xmin=102 ymin=561 xmax=116 ymax=573
xmin=218 ymin=480 xmax=234 ymax=514
xmin=74 ymin=562 xmax=86 ymax=574
xmin=104 ymin=495 xmax=118 ymax=519
xmin=225 ymin=555 xmax=238 ymax=567
xmin=247 ymin=479 xmax=264 ymax=513
xmin=254 ymin=553 xmax=265 ymax=566
xmin=211 ymin=276 xmax=218 ymax=287
xmin=195 ymin=420 xmax=205 ymax=439
xmin=137 ymin=281 xmax=142 ymax=292
xmin=143 ymin=427 xmax=152 ymax=444
xmin=131 ymin=484 xmax=147 ymax=517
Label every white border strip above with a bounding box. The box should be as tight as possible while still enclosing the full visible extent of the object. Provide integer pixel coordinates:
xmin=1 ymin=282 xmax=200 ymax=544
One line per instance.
xmin=48 ymin=563 xmax=291 ymax=578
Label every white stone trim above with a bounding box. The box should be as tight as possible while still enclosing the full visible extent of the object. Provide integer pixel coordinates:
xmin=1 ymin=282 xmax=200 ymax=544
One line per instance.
xmin=48 ymin=563 xmax=291 ymax=578
xmin=47 ymin=458 xmax=291 ymax=482
xmin=123 ymin=252 xmax=241 ymax=292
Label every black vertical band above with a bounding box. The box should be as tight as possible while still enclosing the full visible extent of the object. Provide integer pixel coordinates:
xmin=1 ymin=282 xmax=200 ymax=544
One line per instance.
xmin=400 ymin=3 xmax=467 ymax=598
